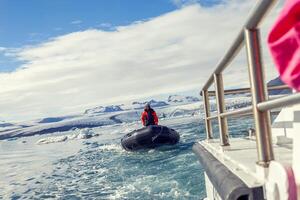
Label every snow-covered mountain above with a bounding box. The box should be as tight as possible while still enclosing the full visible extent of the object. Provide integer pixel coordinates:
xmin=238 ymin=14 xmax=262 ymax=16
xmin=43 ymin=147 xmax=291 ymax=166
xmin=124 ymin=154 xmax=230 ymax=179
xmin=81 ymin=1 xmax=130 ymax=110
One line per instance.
xmin=85 ymin=100 xmax=169 ymax=115
xmin=131 ymin=99 xmax=169 ymax=109
xmin=0 ymin=121 xmax=14 ymax=127
xmin=0 ymin=95 xmax=253 ymax=140
xmin=167 ymin=95 xmax=200 ymax=104
xmin=85 ymin=95 xmax=199 ymax=116
xmin=267 ymin=76 xmax=292 ymax=95
xmin=84 ymin=105 xmax=123 ymax=115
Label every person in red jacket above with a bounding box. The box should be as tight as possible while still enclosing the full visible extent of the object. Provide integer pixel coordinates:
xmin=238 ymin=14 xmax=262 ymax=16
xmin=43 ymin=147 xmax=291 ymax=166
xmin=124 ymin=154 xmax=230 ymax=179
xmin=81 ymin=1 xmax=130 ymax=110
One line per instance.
xmin=141 ymin=103 xmax=158 ymax=126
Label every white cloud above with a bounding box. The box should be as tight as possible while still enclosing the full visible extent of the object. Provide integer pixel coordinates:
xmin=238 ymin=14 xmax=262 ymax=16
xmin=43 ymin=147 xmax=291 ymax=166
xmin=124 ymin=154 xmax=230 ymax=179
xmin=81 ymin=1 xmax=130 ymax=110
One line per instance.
xmin=54 ymin=27 xmax=63 ymax=31
xmin=170 ymin=0 xmax=222 ymax=7
xmin=29 ymin=32 xmax=41 ymax=37
xmin=0 ymin=1 xmax=282 ymax=121
xmin=99 ymin=23 xmax=112 ymax=28
xmin=171 ymin=0 xmax=197 ymax=7
xmin=0 ymin=47 xmax=21 ymax=58
xmin=70 ymin=20 xmax=82 ymax=25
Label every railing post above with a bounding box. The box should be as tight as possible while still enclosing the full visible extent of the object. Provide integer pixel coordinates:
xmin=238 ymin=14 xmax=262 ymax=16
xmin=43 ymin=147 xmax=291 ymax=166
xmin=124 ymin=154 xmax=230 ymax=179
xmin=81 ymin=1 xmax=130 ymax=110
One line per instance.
xmin=214 ymin=73 xmax=229 ymax=146
xmin=202 ymin=90 xmax=213 ymax=139
xmin=244 ymin=28 xmax=274 ymax=167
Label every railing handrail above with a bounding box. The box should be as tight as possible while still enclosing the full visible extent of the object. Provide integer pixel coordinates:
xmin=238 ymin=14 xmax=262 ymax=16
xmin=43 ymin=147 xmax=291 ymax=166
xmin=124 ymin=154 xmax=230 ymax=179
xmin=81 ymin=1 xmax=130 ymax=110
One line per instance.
xmin=257 ymin=92 xmax=300 ymax=111
xmin=202 ymin=0 xmax=277 ymax=91
xmin=207 ymin=107 xmax=281 ymax=120
xmin=201 ymin=85 xmax=291 ymax=96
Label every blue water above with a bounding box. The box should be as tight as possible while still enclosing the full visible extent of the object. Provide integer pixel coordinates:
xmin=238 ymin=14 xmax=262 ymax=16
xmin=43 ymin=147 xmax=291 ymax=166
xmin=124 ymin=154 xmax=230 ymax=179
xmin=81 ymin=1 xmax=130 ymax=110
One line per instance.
xmin=0 ymin=116 xmax=254 ymax=199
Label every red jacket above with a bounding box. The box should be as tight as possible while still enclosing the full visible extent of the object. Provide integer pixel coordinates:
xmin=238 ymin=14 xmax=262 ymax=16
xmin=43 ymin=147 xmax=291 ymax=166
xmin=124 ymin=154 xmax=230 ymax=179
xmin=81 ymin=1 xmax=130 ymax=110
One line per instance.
xmin=141 ymin=109 xmax=158 ymax=126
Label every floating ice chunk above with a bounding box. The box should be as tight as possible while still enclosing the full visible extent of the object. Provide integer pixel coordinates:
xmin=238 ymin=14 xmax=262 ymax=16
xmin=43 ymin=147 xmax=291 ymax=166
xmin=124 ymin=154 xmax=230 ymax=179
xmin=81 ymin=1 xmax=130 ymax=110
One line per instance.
xmin=36 ymin=128 xmax=101 ymax=145
xmin=77 ymin=128 xmax=93 ymax=139
xmin=98 ymin=143 xmax=123 ymax=152
xmin=36 ymin=135 xmax=68 ymax=144
xmin=67 ymin=133 xmax=79 ymax=140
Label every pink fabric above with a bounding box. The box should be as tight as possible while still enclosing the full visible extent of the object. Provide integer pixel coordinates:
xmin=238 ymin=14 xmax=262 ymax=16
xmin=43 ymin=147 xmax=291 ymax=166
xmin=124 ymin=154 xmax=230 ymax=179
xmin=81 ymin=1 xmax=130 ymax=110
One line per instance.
xmin=268 ymin=0 xmax=300 ymax=91
xmin=285 ymin=165 xmax=297 ymax=200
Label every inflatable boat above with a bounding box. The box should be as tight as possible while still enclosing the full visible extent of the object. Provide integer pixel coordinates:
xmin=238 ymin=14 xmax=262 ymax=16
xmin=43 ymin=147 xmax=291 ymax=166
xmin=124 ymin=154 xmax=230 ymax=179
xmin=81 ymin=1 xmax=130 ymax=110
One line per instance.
xmin=121 ymin=125 xmax=180 ymax=151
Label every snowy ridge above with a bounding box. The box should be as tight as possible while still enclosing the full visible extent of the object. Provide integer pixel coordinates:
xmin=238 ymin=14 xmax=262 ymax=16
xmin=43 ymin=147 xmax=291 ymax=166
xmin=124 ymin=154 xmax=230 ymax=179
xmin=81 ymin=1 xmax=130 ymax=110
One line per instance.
xmin=0 ymin=121 xmax=14 ymax=127
xmin=130 ymin=99 xmax=169 ymax=109
xmin=168 ymin=95 xmax=199 ymax=104
xmin=267 ymin=76 xmax=292 ymax=95
xmin=84 ymin=105 xmax=123 ymax=115
xmin=84 ymin=100 xmax=168 ymax=115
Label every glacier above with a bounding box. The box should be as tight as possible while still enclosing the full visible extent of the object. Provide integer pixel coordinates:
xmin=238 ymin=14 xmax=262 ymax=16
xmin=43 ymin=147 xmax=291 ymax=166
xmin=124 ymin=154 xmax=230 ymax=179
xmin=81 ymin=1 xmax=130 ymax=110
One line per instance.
xmin=0 ymin=95 xmax=254 ymax=141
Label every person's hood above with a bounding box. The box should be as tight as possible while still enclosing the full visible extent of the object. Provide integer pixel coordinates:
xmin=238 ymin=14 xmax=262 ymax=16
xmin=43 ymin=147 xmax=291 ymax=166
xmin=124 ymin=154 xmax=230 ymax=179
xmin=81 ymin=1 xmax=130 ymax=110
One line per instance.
xmin=144 ymin=108 xmax=154 ymax=112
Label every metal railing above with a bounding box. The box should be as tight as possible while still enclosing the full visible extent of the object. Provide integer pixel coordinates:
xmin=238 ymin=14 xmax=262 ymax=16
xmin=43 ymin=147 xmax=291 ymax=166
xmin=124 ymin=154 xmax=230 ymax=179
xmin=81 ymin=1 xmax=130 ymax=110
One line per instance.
xmin=203 ymin=85 xmax=291 ymax=96
xmin=200 ymin=0 xmax=300 ymax=167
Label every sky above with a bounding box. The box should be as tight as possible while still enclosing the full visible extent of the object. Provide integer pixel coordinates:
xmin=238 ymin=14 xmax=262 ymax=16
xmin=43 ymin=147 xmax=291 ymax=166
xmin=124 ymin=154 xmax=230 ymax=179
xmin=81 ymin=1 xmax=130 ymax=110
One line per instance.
xmin=0 ymin=0 xmax=283 ymax=121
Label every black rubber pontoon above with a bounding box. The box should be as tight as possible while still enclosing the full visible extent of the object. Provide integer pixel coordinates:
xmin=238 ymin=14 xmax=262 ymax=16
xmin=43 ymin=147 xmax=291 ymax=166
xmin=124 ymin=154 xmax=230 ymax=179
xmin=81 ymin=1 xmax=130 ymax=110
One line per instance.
xmin=121 ymin=125 xmax=180 ymax=151
xmin=192 ymin=143 xmax=264 ymax=200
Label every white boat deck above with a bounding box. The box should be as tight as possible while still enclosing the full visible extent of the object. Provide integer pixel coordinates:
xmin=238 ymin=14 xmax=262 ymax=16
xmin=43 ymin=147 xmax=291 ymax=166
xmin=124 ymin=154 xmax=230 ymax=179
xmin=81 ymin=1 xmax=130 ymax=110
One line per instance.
xmin=197 ymin=137 xmax=293 ymax=188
